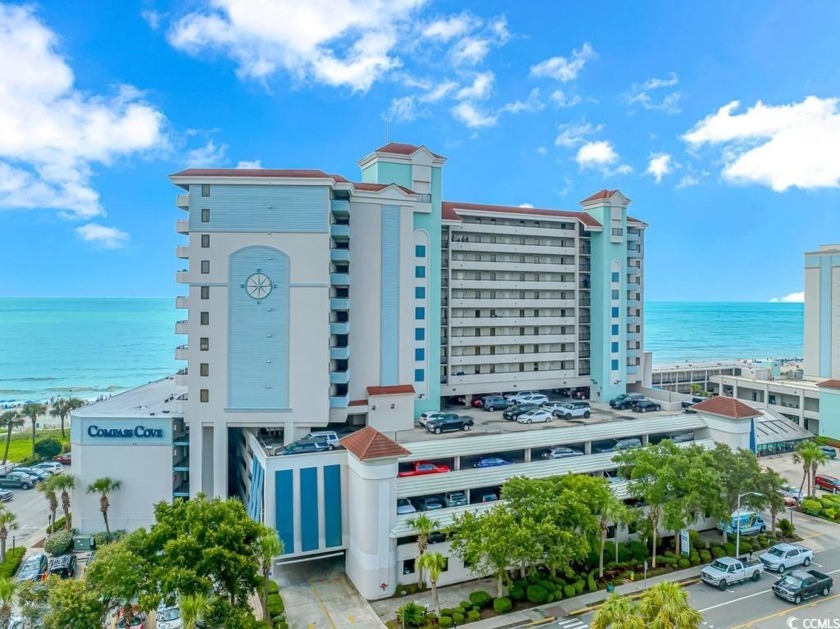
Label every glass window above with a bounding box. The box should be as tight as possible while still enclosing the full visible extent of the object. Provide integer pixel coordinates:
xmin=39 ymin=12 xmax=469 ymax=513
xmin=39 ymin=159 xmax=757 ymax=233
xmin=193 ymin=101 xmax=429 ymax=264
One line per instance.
xmin=415 ymin=266 xmax=426 ymax=279
xmin=415 ymin=245 xmax=426 ymax=258
xmin=415 ymin=369 xmax=425 ymax=382
xmin=200 ymin=363 xmax=209 ymax=377
xmin=199 ymin=389 xmax=209 ymax=402
xmin=415 ymin=286 xmax=426 ymax=299
xmin=611 ymin=289 xmax=619 ymax=300
xmin=415 ymin=328 xmax=425 ymax=341
xmin=611 ymin=324 xmax=619 ymax=335
xmin=200 ymin=286 xmax=210 ymax=299
xmin=201 ymin=208 xmax=210 ymax=222
xmin=200 ymin=337 xmax=209 ymax=351
xmin=201 ymin=260 xmax=210 ymax=274
xmin=611 ymin=307 xmax=619 ymax=317
xmin=611 ymin=271 xmax=619 ymax=282
xmin=611 ymin=359 xmax=619 ymax=371
xmin=415 ymin=307 xmax=425 ymax=320
xmin=415 ymin=348 xmax=425 ymax=361
xmin=201 ymin=185 xmax=211 ymax=197
xmin=611 ymin=342 xmax=619 ymax=353
xmin=201 ymin=234 xmax=210 ymax=248
xmin=200 ymin=311 xmax=209 ymax=325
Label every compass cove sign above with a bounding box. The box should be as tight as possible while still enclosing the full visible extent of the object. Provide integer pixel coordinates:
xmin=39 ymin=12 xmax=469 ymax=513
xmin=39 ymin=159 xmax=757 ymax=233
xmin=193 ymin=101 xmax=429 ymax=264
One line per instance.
xmin=78 ymin=418 xmax=171 ymax=446
xmin=87 ymin=425 xmax=164 ymax=439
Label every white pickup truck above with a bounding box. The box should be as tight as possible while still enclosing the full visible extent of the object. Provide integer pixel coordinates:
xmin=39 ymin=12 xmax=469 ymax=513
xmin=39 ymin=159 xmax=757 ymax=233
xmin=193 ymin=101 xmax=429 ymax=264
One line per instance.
xmin=701 ymin=556 xmax=764 ymax=590
xmin=759 ymin=543 xmax=814 ymax=574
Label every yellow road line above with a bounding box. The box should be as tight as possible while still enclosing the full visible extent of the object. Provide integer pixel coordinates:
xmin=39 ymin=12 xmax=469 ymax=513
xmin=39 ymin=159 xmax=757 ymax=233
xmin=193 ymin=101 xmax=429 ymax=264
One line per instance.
xmin=729 ymin=591 xmax=840 ymax=629
xmin=308 ymin=578 xmax=338 ymax=629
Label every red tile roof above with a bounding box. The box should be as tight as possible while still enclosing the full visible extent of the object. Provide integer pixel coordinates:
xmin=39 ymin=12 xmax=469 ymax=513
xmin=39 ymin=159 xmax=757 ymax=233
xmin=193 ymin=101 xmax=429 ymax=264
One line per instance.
xmin=341 ymin=426 xmax=410 ymax=461
xmin=817 ymin=379 xmax=840 ymax=390
xmin=367 ymin=384 xmax=416 ymax=396
xmin=441 ymin=201 xmax=602 ymax=227
xmin=352 ymin=182 xmax=416 ymax=195
xmin=375 ymin=142 xmax=444 ymax=159
xmin=581 ymin=189 xmax=619 ymax=203
xmin=348 ymin=399 xmax=368 ymax=407
xmin=170 ymin=168 xmax=350 ymax=182
xmin=691 ymin=397 xmax=763 ymax=419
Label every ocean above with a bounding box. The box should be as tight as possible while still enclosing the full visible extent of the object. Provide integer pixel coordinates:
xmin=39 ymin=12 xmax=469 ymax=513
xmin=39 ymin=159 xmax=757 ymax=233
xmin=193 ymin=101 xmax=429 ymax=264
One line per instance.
xmin=0 ymin=298 xmax=804 ymax=404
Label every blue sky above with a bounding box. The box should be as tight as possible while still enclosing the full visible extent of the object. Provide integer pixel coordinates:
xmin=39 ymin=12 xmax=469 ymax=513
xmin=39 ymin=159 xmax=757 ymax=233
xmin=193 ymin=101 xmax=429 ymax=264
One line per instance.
xmin=1 ymin=1 xmax=839 ymax=301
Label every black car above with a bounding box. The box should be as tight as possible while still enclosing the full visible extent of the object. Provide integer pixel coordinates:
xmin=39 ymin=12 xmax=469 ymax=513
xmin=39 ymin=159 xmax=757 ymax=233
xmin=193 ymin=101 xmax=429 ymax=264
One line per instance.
xmin=16 ymin=553 xmax=48 ymax=582
xmin=772 ymin=569 xmax=833 ymax=604
xmin=425 ymin=415 xmax=474 ymax=434
xmin=633 ymin=400 xmax=662 ymax=413
xmin=481 ymin=395 xmax=511 ymax=412
xmin=0 ymin=473 xmax=34 ymax=490
xmin=48 ymin=554 xmax=77 ymax=579
xmin=278 ymin=441 xmax=329 ymax=455
xmin=502 ymin=403 xmax=538 ymax=420
xmin=681 ymin=397 xmax=708 ymax=413
xmin=414 ymin=495 xmax=446 ymax=511
xmin=609 ymin=393 xmax=646 ymax=410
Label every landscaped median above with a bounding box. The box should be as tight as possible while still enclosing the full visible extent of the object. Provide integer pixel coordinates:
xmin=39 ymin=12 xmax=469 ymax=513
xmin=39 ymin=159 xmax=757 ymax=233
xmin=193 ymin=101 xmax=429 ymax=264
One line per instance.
xmin=800 ymin=493 xmax=840 ymax=522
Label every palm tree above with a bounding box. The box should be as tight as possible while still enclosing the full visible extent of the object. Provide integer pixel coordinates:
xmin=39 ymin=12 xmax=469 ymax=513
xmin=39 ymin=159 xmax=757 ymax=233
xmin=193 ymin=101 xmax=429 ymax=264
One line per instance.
xmin=49 ymin=398 xmax=84 ymax=439
xmin=86 ymin=477 xmax=122 ymax=536
xmin=810 ymin=449 xmax=830 ymax=497
xmin=417 ymin=552 xmax=447 ymax=619
xmin=0 ymin=510 xmax=18 ymax=563
xmin=0 ymin=576 xmax=16 ymax=629
xmin=592 ymin=594 xmax=645 ymax=629
xmin=38 ymin=479 xmax=59 ymax=531
xmin=258 ymin=528 xmax=283 ymax=626
xmin=408 ymin=514 xmax=436 ymax=588
xmin=638 ymin=581 xmax=702 ymax=628
xmin=0 ymin=411 xmax=22 ymax=465
xmin=599 ymin=498 xmax=630 ymax=578
xmin=180 ymin=593 xmax=211 ymax=629
xmin=794 ymin=440 xmax=827 ymax=497
xmin=20 ymin=402 xmax=47 ymax=453
xmin=51 ymin=474 xmax=76 ymax=529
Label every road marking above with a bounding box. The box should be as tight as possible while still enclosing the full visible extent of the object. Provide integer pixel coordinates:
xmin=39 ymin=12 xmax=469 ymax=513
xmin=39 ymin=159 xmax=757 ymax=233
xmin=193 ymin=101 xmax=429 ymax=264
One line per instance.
xmin=308 ymin=579 xmax=337 ymax=629
xmin=555 ymin=620 xmax=589 ymax=628
xmin=728 ymin=591 xmax=840 ymax=629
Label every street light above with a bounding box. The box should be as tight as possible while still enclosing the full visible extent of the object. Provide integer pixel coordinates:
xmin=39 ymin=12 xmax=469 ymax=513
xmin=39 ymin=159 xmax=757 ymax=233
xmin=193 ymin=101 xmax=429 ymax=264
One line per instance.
xmin=736 ymin=491 xmax=762 ymax=558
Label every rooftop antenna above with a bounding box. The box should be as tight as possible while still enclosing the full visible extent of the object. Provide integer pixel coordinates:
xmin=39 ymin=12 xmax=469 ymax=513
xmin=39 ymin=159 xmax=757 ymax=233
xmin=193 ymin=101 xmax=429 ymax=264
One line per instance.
xmin=382 ymin=112 xmax=390 ymax=144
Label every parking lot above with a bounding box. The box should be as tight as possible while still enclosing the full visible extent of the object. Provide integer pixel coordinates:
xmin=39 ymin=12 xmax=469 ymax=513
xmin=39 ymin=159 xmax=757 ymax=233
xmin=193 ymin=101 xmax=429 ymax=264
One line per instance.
xmin=3 ymin=477 xmax=53 ymax=549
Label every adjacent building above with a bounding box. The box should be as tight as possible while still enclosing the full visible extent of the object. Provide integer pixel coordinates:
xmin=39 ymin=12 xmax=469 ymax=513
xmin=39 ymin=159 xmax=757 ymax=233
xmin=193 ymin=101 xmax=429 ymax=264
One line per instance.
xmin=804 ymin=244 xmax=840 ymax=379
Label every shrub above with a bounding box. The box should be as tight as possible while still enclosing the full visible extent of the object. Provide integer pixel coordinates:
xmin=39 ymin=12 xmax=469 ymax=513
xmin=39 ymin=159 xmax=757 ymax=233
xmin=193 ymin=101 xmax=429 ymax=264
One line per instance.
xmin=711 ymin=546 xmax=725 ymax=559
xmin=267 ymin=580 xmax=279 ymax=595
xmin=439 ymin=616 xmax=453 ymax=628
xmin=801 ymin=498 xmax=823 ymax=516
xmin=700 ymin=550 xmax=712 ymax=563
xmin=493 ymin=597 xmax=512 ymax=614
xmin=739 ymin=541 xmax=752 ymax=554
xmin=723 ymin=543 xmax=736 ymax=556
xmin=615 ymin=542 xmax=633 ymax=563
xmin=508 ymin=585 xmax=526 ymax=601
xmin=93 ymin=531 xmax=116 ymax=547
xmin=396 ymin=602 xmax=426 ymax=628
xmin=824 ymin=508 xmax=836 ymax=520
xmin=689 ymin=529 xmax=701 ymax=551
xmin=587 ymin=572 xmax=598 ymax=592
xmin=458 ymin=601 xmax=472 ymax=613
xmin=469 ymin=591 xmax=492 ymax=609
xmin=44 ymin=530 xmax=74 ymax=556
xmin=266 ymin=593 xmax=284 ymax=617
xmin=468 ymin=610 xmax=480 ymax=622
xmin=440 ymin=609 xmax=454 ymax=617
xmin=453 ymin=612 xmax=465 ymax=624
xmin=629 ymin=541 xmax=649 ymax=561
xmin=678 ymin=558 xmax=691 ymax=569
xmin=33 ymin=438 xmax=63 ymax=461
xmin=276 ymin=623 xmax=288 ymax=629
xmin=563 ymin=584 xmax=576 ymax=599
xmin=574 ymin=580 xmax=585 ymax=595
xmin=0 ymin=547 xmax=25 ymax=578
xmin=455 ymin=606 xmax=468 ymax=616
xmin=46 ymin=515 xmax=69 ymax=534
xmin=526 ymin=584 xmax=548 ymax=604
xmin=689 ymin=553 xmax=701 ymax=567
xmin=527 ymin=572 xmax=541 ymax=584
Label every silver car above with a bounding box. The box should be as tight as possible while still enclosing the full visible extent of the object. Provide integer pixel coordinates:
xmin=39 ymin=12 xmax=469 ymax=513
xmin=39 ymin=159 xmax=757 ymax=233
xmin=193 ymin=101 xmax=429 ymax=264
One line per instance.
xmin=553 ymin=402 xmax=591 ymax=419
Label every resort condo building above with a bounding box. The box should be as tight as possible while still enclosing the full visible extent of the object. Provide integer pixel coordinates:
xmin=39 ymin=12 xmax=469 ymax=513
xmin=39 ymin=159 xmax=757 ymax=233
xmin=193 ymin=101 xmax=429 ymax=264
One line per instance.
xmin=804 ymin=243 xmax=840 ymax=379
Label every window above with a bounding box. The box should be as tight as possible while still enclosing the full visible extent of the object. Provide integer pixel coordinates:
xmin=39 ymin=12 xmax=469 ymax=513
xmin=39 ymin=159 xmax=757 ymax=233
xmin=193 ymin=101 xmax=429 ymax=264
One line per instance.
xmin=415 ymin=328 xmax=425 ymax=341
xmin=415 ymin=307 xmax=425 ymax=320
xmin=415 ymin=348 xmax=425 ymax=361
xmin=611 ymin=359 xmax=619 ymax=371
xmin=200 ymin=337 xmax=209 ymax=351
xmin=611 ymin=324 xmax=619 ymax=335
xmin=611 ymin=342 xmax=619 ymax=353
xmin=200 ymin=286 xmax=210 ymax=299
xmin=200 ymin=312 xmax=209 ymax=325
xmin=201 ymin=260 xmax=210 ymax=274
xmin=611 ymin=307 xmax=619 ymax=318
xmin=402 ymin=559 xmax=416 ymax=575
xmin=612 ymin=227 xmax=623 ymax=236
xmin=611 ymin=289 xmax=619 ymax=300
xmin=199 ymin=389 xmax=209 ymax=402
xmin=415 ymin=369 xmax=425 ymax=382
xmin=415 ymin=266 xmax=426 ymax=279
xmin=201 ymin=234 xmax=210 ymax=248
xmin=611 ymin=271 xmax=620 ymax=282
xmin=201 ymin=208 xmax=210 ymax=222
xmin=201 ymin=184 xmax=210 ymax=197
xmin=415 ymin=286 xmax=426 ymax=299
xmin=200 ymin=363 xmax=209 ymax=377
xmin=415 ymin=245 xmax=426 ymax=258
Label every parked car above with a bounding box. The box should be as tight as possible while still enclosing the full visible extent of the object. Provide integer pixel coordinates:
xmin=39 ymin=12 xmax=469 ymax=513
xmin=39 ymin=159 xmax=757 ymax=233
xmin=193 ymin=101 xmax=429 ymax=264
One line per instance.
xmin=553 ymin=402 xmax=591 ymax=419
xmin=396 ymin=498 xmax=416 ymax=515
xmin=759 ymin=544 xmax=814 ymax=574
xmin=48 ymin=554 xmax=77 ymax=579
xmin=541 ymin=401 xmax=569 ymax=414
xmin=609 ymin=393 xmax=646 ymax=409
xmin=418 ymin=411 xmax=447 ymax=427
xmin=681 ymin=396 xmax=708 ymax=413
xmin=53 ymin=453 xmax=71 ymax=465
xmin=481 ymin=396 xmax=511 ymax=412
xmin=650 ymin=432 xmax=694 ymax=445
xmin=156 ymin=605 xmax=183 ymax=629
xmin=0 ymin=473 xmax=34 ymax=490
xmin=633 ymin=400 xmax=662 ymax=413
xmin=302 ymin=431 xmax=340 ymax=450
xmin=13 ymin=467 xmax=50 ymax=482
xmin=815 ymin=474 xmax=840 ymax=493
xmin=473 ymin=456 xmax=513 ymax=468
xmin=513 ymin=394 xmax=549 ymax=406
xmin=0 ymin=490 xmax=12 ymax=502
xmin=34 ymin=461 xmax=63 ymax=475
xmin=701 ymin=556 xmax=763 ymax=590
xmin=772 ymin=569 xmax=833 ymax=604
xmin=717 ymin=510 xmax=767 ymax=536
xmin=398 ymin=461 xmax=451 ymax=477
xmin=414 ymin=496 xmax=446 ymax=511
xmin=16 ymin=553 xmax=48 ymax=582
xmin=444 ymin=491 xmax=468 ymax=507
xmin=476 ymin=492 xmax=498 ymax=503
xmin=778 ymin=491 xmax=798 ymax=507
xmin=819 ymin=445 xmax=838 ymax=459
xmin=594 ymin=437 xmax=642 ymax=453
xmin=503 ymin=404 xmax=538 ymax=421
xmin=278 ymin=441 xmax=330 ymax=456
xmin=516 ymin=409 xmax=552 ymax=424
xmin=505 ymin=391 xmax=541 ymax=403
xmin=425 ymin=415 xmax=473 ymax=434
xmin=782 ymin=485 xmax=804 ymax=503
xmin=543 ymin=446 xmax=584 ymax=459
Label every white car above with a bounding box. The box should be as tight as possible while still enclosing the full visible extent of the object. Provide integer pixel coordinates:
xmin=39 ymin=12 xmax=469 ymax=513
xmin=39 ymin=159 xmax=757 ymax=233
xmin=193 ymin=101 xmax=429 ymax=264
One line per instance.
xmin=156 ymin=606 xmax=183 ymax=629
xmin=34 ymin=462 xmax=63 ymax=475
xmin=418 ymin=411 xmax=446 ymax=427
xmin=508 ymin=393 xmax=548 ymax=406
xmin=516 ymin=409 xmax=552 ymax=424
xmin=505 ymin=391 xmax=540 ymax=403
xmin=759 ymin=543 xmax=813 ymax=573
xmin=396 ymin=498 xmax=416 ymax=515
xmin=302 ymin=431 xmax=340 ymax=450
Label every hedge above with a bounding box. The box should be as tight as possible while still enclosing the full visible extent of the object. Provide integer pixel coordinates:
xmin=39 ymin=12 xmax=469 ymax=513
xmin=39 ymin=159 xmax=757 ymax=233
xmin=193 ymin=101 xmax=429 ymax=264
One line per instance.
xmin=267 ymin=580 xmax=279 ymax=595
xmin=562 ymin=584 xmax=575 ymax=599
xmin=266 ymin=593 xmax=284 ymax=617
xmin=452 ymin=612 xmax=465 ymax=624
xmin=526 ymin=584 xmax=548 ymax=604
xmin=439 ymin=617 xmax=453 ymax=628
xmin=493 ymin=597 xmax=512 ymax=614
xmin=0 ymin=547 xmax=26 ymax=579
xmin=45 ymin=530 xmax=75 ymax=556
xmin=459 ymin=600 xmax=472 ymax=612
xmin=46 ymin=515 xmax=69 ymax=534
xmin=508 ymin=585 xmax=526 ymax=601
xmin=801 ymin=498 xmax=822 ymax=516
xmin=468 ymin=610 xmax=480 ymax=622
xmin=469 ymin=590 xmax=492 ymax=609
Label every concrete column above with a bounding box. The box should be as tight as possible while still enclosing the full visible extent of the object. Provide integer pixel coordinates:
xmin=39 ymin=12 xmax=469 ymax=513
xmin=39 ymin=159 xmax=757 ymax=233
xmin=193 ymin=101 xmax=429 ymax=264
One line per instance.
xmin=213 ymin=425 xmax=228 ymax=498
xmin=584 ymin=441 xmax=592 ymax=455
xmin=524 ymin=449 xmax=532 ymax=463
xmin=284 ymin=420 xmax=303 ymax=445
xmin=188 ymin=421 xmax=204 ymax=497
xmin=642 ymin=433 xmax=649 ymax=446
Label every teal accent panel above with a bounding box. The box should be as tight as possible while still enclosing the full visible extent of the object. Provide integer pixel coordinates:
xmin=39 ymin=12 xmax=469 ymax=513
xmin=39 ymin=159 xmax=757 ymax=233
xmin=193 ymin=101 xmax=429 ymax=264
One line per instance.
xmin=188 ymin=184 xmax=329 ymax=232
xmin=820 ymin=256 xmax=832 ymax=376
xmin=804 ymin=258 xmax=820 ymax=268
xmin=229 ymin=247 xmax=290 ymax=409
xmin=381 ymin=205 xmax=401 ymax=384
xmin=275 ymin=470 xmax=294 ymax=554
xmin=299 ymin=467 xmax=319 ymax=552
xmin=247 ymin=458 xmax=264 ymax=521
xmin=819 ymin=390 xmax=840 ymax=439
xmin=377 ymin=162 xmax=413 ymax=188
xmin=323 ymin=465 xmax=342 ymax=547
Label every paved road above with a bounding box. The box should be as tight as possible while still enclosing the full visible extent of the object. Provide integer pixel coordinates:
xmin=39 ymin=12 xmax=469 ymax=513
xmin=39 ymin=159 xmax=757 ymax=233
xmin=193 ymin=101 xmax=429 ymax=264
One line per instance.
xmin=5 ymin=474 xmax=57 ymax=548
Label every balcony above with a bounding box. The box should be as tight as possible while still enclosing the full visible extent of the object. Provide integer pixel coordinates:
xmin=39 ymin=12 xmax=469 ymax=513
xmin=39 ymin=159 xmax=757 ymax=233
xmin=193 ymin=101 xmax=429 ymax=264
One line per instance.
xmin=450 ymin=351 xmax=577 ymax=366
xmin=449 ymin=280 xmax=576 ymax=291
xmin=454 ymin=223 xmax=577 ymax=238
xmin=330 ymin=248 xmax=350 ymax=263
xmin=450 ymin=298 xmax=577 ymax=309
xmin=450 ymin=333 xmax=575 ymax=347
xmin=330 ymin=346 xmax=350 ymax=360
xmin=330 ymin=273 xmax=351 ymax=286
xmin=446 ymin=368 xmax=577 ymax=386
xmin=449 ymin=316 xmax=577 ymax=327
xmin=330 ymin=321 xmax=351 ymax=335
xmin=176 ymin=219 xmax=189 ymax=234
xmin=330 ymin=370 xmax=350 ymax=385
xmin=331 ymin=223 xmax=350 ymax=241
xmin=175 ymin=319 xmax=188 ymax=335
xmin=450 ymin=260 xmax=577 ymax=273
xmin=175 ymin=245 xmax=189 ymax=259
xmin=330 ymin=394 xmax=350 ymax=409
xmin=175 ymin=296 xmax=188 ymax=310
xmin=331 ymin=199 xmax=351 ymax=218
xmin=175 ymin=345 xmax=189 ymax=360
xmin=628 ymin=265 xmax=640 ymax=275
xmin=176 ymin=194 xmax=189 ymax=209
xmin=627 ymin=230 xmax=640 ymax=241
xmin=450 ymin=241 xmax=576 ymax=256
xmin=174 ymin=372 xmax=187 ymax=386
xmin=173 ymin=457 xmax=190 ymax=472
xmin=330 ymin=298 xmax=350 ymax=311
xmin=628 ymin=247 xmax=642 ymax=258
xmin=176 ymin=269 xmax=189 ymax=283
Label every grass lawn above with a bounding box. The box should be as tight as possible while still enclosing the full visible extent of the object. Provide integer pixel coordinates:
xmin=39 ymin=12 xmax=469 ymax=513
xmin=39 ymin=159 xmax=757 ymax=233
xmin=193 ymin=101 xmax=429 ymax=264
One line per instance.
xmin=2 ymin=429 xmax=69 ymax=463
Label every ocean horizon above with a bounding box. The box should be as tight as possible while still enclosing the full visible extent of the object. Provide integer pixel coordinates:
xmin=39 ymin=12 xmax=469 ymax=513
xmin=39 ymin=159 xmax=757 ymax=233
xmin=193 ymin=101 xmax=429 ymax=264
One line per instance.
xmin=0 ymin=297 xmax=804 ymax=404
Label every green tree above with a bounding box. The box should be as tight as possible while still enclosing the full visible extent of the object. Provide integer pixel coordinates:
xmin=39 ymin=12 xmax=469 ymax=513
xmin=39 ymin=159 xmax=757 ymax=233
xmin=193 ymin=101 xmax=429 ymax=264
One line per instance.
xmin=638 ymin=581 xmax=702 ymax=628
xmin=38 ymin=478 xmax=59 ymax=530
xmin=84 ymin=532 xmax=152 ymax=622
xmin=706 ymin=444 xmax=763 ymax=542
xmin=33 ymin=438 xmax=63 ymax=462
xmin=407 ymin=513 xmax=436 ymax=588
xmin=49 ymin=397 xmax=84 ymax=439
xmin=757 ymin=467 xmax=788 ymax=533
xmin=449 ymin=507 xmax=519 ymax=598
xmin=180 ymin=593 xmax=212 ymax=629
xmin=44 ymin=576 xmax=107 ymax=629
xmin=0 ymin=411 xmax=22 ymax=465
xmin=257 ymin=528 xmax=283 ymax=626
xmin=793 ymin=440 xmax=826 ymax=497
xmin=86 ymin=477 xmax=122 ymax=536
xmin=592 ymin=593 xmax=645 ymax=629
xmin=0 ymin=509 xmax=17 ymax=564
xmin=596 ymin=488 xmax=630 ymax=578
xmin=17 ymin=578 xmax=50 ymax=628
xmin=0 ymin=577 xmax=17 ymax=629
xmin=417 ymin=552 xmax=447 ymax=619
xmin=20 ymin=402 xmax=47 ymax=453
xmin=51 ymin=474 xmax=76 ymax=529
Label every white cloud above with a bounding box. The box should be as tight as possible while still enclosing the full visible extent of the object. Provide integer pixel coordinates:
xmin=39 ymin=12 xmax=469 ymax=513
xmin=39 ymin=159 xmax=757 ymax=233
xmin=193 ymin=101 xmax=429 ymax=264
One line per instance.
xmin=769 ymin=291 xmax=805 ymax=303
xmin=501 ymin=89 xmax=544 ymax=114
xmin=450 ymin=37 xmax=491 ymax=65
xmin=141 ymin=10 xmax=162 ymax=30
xmin=387 ymin=95 xmax=419 ymax=122
xmin=676 ymin=175 xmax=700 ymax=189
xmin=0 ymin=5 xmax=167 ymax=220
xmin=536 ymin=146 xmax=548 ymax=155
xmin=554 ymin=121 xmax=604 ymax=148
xmin=76 ymin=223 xmax=130 ymax=249
xmin=186 ymin=140 xmax=227 ymax=167
xmin=625 ymin=72 xmax=681 ymax=114
xmin=518 ymin=203 xmax=535 ymax=208
xmin=575 ymin=141 xmax=632 ymax=175
xmin=236 ymin=160 xmax=262 ymax=169
xmin=683 ymin=96 xmax=840 ymax=191
xmin=550 ymin=89 xmax=582 ymax=108
xmin=451 ymin=102 xmax=497 ymax=128
xmin=646 ymin=153 xmax=675 ymax=183
xmin=421 ymin=13 xmax=479 ymax=41
xmin=530 ymin=43 xmax=595 ymax=82
xmin=455 ymin=71 xmax=494 ymax=101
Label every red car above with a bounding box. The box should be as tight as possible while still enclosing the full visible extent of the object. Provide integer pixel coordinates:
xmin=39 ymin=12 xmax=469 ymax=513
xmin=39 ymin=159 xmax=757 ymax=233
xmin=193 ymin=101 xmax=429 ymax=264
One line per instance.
xmin=398 ymin=461 xmax=451 ymax=478
xmin=815 ymin=474 xmax=840 ymax=493
xmin=53 ymin=453 xmax=71 ymax=465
